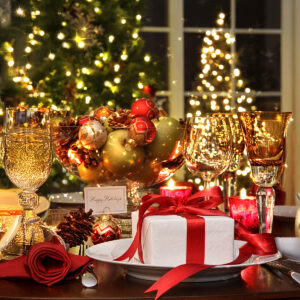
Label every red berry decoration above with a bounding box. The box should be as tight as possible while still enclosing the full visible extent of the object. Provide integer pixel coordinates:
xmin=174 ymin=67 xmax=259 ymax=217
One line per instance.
xmin=131 ymin=98 xmax=158 ymax=120
xmin=129 ymin=116 xmax=156 ymax=146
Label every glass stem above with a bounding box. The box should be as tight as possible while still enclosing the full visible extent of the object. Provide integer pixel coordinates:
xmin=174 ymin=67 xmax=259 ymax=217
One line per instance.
xmin=222 ymin=172 xmax=237 ymax=212
xmin=203 ymin=179 xmax=211 ymax=200
xmin=256 ymin=186 xmax=275 ymax=233
xmin=18 ymin=191 xmax=41 ymax=252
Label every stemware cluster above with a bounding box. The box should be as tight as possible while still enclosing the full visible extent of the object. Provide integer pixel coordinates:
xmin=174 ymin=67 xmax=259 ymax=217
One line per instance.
xmin=184 ymin=111 xmax=292 ymax=234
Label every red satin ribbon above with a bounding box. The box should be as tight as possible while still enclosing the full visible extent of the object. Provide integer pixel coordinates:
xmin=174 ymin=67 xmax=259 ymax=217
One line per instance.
xmin=115 ymin=186 xmax=277 ymax=299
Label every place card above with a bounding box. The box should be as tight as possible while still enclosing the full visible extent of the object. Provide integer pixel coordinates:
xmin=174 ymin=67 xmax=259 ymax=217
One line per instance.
xmin=84 ymin=186 xmax=127 ymax=215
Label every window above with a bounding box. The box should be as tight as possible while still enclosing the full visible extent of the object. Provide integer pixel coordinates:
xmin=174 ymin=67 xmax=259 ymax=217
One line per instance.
xmin=141 ymin=0 xmax=300 ymax=204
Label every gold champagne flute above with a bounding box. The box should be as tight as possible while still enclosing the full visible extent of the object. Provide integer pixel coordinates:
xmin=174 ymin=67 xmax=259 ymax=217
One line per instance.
xmin=239 ymin=111 xmax=292 ymax=233
xmin=3 ymin=107 xmax=52 ymax=255
xmin=184 ymin=116 xmax=232 ymax=194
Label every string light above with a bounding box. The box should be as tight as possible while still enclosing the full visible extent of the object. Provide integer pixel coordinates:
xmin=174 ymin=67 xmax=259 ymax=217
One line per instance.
xmin=16 ymin=7 xmax=25 ymax=17
xmin=144 ymin=54 xmax=151 ymax=62
xmin=57 ymin=32 xmax=65 ymax=40
xmin=136 ymin=14 xmax=142 ymax=21
xmin=48 ymin=53 xmax=55 ymax=60
xmin=114 ymin=64 xmax=120 ymax=72
xmin=108 ymin=35 xmax=114 ymax=43
xmin=85 ymin=96 xmax=91 ymax=104
xmin=25 ymin=46 xmax=32 ymax=53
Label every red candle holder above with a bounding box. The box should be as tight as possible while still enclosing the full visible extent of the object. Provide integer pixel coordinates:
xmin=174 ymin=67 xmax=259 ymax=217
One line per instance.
xmin=229 ymin=195 xmax=258 ymax=232
xmin=160 ymin=184 xmax=192 ymax=204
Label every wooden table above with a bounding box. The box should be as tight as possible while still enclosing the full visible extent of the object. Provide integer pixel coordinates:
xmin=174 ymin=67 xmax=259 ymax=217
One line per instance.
xmin=0 ymin=216 xmax=299 ymax=300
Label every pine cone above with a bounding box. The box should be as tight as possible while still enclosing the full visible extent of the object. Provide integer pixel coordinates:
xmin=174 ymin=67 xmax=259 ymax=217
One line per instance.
xmin=56 ymin=208 xmax=95 ymax=248
xmin=53 ymin=119 xmax=101 ymax=168
xmin=108 ymin=108 xmax=132 ymax=128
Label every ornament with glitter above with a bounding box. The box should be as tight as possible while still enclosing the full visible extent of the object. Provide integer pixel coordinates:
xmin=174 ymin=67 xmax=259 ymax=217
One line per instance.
xmin=91 ymin=214 xmax=121 ymax=244
xmin=131 ymin=98 xmax=158 ymax=120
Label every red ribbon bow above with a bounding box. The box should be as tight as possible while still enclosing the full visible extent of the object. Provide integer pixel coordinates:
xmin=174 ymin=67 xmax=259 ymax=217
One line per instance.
xmin=115 ymin=186 xmax=277 ymax=299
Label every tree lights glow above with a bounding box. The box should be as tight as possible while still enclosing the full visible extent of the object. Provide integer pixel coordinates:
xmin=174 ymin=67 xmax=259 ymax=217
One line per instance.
xmin=187 ymin=12 xmax=256 ymax=118
xmin=0 ymin=0 xmax=160 ymax=117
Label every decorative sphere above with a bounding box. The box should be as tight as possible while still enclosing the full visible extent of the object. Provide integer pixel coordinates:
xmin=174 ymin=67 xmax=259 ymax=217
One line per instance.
xmin=94 ymin=106 xmax=113 ymax=121
xmin=129 ymin=117 xmax=156 ymax=146
xmin=79 ymin=120 xmax=107 ymax=150
xmin=131 ymin=98 xmax=158 ymax=120
xmin=91 ymin=214 xmax=121 ymax=245
xmin=78 ymin=116 xmax=95 ymax=125
xmin=102 ymin=129 xmax=145 ymax=177
xmin=146 ymin=117 xmax=183 ymax=161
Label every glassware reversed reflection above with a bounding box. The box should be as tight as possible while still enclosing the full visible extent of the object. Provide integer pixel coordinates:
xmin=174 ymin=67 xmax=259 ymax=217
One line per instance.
xmin=239 ymin=111 xmax=292 ymax=233
xmin=3 ymin=107 xmax=52 ymax=256
xmin=184 ymin=116 xmax=232 ymax=197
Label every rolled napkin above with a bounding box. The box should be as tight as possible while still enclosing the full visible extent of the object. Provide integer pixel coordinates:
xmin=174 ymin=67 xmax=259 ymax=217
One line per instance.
xmin=0 ymin=237 xmax=92 ymax=286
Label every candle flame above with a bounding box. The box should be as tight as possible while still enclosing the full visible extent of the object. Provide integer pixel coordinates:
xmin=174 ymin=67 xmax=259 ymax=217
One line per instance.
xmin=240 ymin=188 xmax=247 ymax=199
xmin=168 ymin=179 xmax=175 ymax=190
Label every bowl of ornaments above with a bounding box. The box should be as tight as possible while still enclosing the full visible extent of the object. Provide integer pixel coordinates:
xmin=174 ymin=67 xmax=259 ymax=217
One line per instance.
xmin=52 ymin=98 xmax=184 ymax=203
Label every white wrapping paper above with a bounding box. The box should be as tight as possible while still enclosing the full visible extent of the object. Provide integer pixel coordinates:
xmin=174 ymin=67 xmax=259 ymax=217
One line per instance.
xmin=131 ymin=211 xmax=234 ymax=266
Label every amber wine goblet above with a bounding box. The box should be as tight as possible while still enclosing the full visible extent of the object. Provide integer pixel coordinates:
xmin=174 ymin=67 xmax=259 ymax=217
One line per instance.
xmin=3 ymin=107 xmax=52 ymax=254
xmin=239 ymin=111 xmax=292 ymax=233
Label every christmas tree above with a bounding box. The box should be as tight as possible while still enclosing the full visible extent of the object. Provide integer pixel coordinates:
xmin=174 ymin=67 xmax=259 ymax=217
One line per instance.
xmin=187 ymin=12 xmax=256 ymax=116
xmin=0 ymin=0 xmax=162 ymax=192
xmin=0 ymin=0 xmax=161 ymax=114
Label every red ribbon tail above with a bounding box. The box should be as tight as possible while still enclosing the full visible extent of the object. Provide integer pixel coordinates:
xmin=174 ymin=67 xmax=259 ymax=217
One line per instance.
xmin=145 ymin=241 xmax=255 ymax=300
xmin=114 ymin=235 xmax=139 ymax=262
xmin=145 ymin=264 xmax=211 ymax=300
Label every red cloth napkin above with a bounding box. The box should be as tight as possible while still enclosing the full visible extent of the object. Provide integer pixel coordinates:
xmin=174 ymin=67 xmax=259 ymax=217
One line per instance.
xmin=0 ymin=237 xmax=92 ymax=286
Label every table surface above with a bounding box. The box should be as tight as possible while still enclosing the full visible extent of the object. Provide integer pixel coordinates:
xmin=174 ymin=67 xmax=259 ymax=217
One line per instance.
xmin=0 ymin=216 xmax=299 ymax=300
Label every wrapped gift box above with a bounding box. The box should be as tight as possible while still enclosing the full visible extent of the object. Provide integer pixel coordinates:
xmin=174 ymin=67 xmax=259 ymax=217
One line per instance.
xmin=132 ymin=211 xmax=234 ymax=266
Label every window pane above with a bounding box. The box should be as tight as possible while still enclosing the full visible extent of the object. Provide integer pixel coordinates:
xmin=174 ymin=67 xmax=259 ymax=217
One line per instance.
xmin=254 ymin=97 xmax=280 ymax=111
xmin=184 ymin=0 xmax=230 ymax=28
xmin=236 ymin=34 xmax=280 ymax=91
xmin=140 ymin=32 xmax=168 ymax=90
xmin=184 ymin=33 xmax=205 ymax=91
xmin=143 ymin=0 xmax=168 ymax=27
xmin=236 ymin=0 xmax=281 ymax=29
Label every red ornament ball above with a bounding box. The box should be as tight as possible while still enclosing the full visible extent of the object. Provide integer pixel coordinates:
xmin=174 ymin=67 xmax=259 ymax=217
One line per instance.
xmin=78 ymin=116 xmax=95 ymax=126
xmin=129 ymin=117 xmax=156 ymax=146
xmin=131 ymin=98 xmax=158 ymax=120
xmin=91 ymin=215 xmax=121 ymax=245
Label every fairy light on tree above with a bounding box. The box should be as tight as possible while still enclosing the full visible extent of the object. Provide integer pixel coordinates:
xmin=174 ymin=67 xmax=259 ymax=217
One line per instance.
xmin=188 ymin=12 xmax=256 ymax=117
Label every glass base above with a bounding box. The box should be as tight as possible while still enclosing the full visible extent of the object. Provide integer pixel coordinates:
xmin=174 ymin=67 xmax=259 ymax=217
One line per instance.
xmin=2 ymin=214 xmax=44 ymax=257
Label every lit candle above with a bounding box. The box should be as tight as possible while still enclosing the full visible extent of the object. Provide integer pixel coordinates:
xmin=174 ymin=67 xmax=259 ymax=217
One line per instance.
xmin=229 ymin=188 xmax=258 ymax=232
xmin=160 ymin=179 xmax=192 ymax=204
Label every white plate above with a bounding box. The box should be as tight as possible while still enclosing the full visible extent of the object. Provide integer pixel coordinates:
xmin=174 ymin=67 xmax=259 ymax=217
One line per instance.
xmin=275 ymin=237 xmax=300 ymax=260
xmin=274 ymin=205 xmax=299 ymax=218
xmin=86 ymin=238 xmax=281 ymax=282
xmin=0 ymin=189 xmax=49 ymax=215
